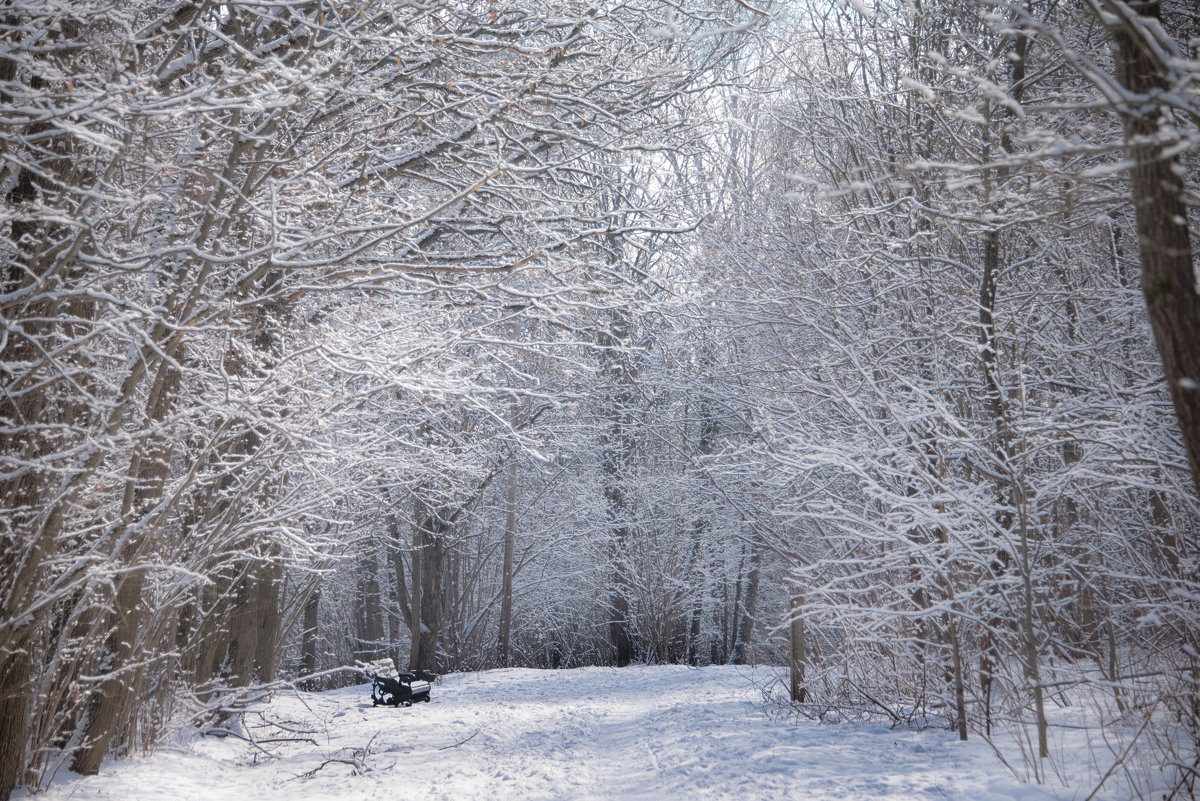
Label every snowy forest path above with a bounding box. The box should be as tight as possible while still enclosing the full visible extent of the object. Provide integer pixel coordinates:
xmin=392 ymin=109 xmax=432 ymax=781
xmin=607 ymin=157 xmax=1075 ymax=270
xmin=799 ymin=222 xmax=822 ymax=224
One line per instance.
xmin=28 ymin=666 xmax=1093 ymax=801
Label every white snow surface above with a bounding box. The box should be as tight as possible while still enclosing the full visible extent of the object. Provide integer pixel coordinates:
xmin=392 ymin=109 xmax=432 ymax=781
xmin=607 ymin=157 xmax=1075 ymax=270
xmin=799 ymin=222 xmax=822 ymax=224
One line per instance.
xmin=26 ymin=665 xmax=1132 ymax=801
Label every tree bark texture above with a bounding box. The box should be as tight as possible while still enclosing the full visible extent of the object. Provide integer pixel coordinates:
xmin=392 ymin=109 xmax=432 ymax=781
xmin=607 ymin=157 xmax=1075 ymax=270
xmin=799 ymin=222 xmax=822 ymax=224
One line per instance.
xmin=732 ymin=545 xmax=761 ymax=665
xmin=302 ymin=589 xmax=321 ymax=676
xmin=408 ymin=505 xmax=425 ymax=671
xmin=600 ymin=309 xmax=636 ymax=667
xmin=0 ymin=35 xmax=88 ymax=797
xmin=1108 ymin=0 xmax=1200 ymax=499
xmin=497 ymin=450 xmax=518 ymax=666
xmin=789 ymin=596 xmax=807 ymax=703
xmin=408 ymin=500 xmax=447 ymax=673
xmin=355 ymin=552 xmax=384 ymax=663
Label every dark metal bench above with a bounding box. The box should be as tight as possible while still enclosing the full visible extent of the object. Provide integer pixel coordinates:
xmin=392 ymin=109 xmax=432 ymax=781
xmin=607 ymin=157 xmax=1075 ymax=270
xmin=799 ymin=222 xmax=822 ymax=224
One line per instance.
xmin=371 ymin=670 xmax=435 ymax=707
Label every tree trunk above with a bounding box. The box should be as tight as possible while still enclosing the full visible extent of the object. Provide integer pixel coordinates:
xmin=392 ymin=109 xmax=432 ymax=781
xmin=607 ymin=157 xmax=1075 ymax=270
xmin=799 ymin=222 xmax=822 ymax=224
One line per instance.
xmin=1106 ymin=0 xmax=1200 ymax=499
xmin=355 ymin=550 xmax=384 ymax=663
xmin=0 ymin=30 xmax=93 ymax=795
xmin=599 ymin=306 xmax=637 ymax=667
xmin=71 ymin=355 xmax=182 ymax=775
xmin=687 ymin=605 xmax=703 ymax=666
xmin=1104 ymin=6 xmax=1200 ymax=774
xmin=227 ymin=572 xmax=263 ymax=687
xmin=69 ymin=571 xmax=148 ymax=775
xmin=609 ymin=589 xmax=635 ymax=667
xmin=1017 ymin=501 xmax=1049 ymax=760
xmin=947 ymin=616 xmax=969 ymax=742
xmin=389 ymin=515 xmax=412 ymax=629
xmin=251 ymin=559 xmax=283 ymax=683
xmin=0 ymin=635 xmax=31 ymax=801
xmin=419 ymin=519 xmax=443 ymax=672
xmin=408 ymin=503 xmax=426 ymax=671
xmin=789 ymin=596 xmax=807 ymax=703
xmin=408 ymin=501 xmax=446 ymax=673
xmin=686 ymin=404 xmax=717 ymax=666
xmin=302 ymin=588 xmax=321 ymax=676
xmin=732 ymin=545 xmax=761 ymax=665
xmin=497 ymin=450 xmax=518 ymax=667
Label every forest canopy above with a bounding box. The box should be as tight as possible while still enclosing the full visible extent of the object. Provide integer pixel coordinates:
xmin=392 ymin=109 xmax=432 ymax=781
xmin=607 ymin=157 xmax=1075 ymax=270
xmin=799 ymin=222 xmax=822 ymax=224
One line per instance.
xmin=1 ymin=1 xmax=1198 ymax=799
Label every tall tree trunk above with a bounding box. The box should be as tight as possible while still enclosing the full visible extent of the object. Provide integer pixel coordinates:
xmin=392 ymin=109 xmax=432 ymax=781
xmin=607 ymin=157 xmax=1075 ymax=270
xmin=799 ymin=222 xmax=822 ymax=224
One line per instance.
xmin=387 ymin=516 xmax=411 ymax=675
xmin=408 ymin=499 xmax=447 ymax=673
xmin=497 ymin=448 xmax=518 ymax=667
xmin=947 ymin=614 xmax=969 ymax=742
xmin=0 ymin=636 xmax=31 ymax=801
xmin=687 ymin=604 xmax=703 ymax=667
xmin=789 ymin=595 xmax=807 ymax=703
xmin=686 ymin=403 xmax=717 ymax=666
xmin=250 ymin=558 xmax=283 ymax=684
xmin=71 ymin=353 xmax=182 ymax=775
xmin=408 ymin=505 xmax=425 ymax=671
xmin=418 ymin=516 xmax=444 ymax=672
xmin=355 ymin=550 xmax=384 ymax=663
xmin=0 ymin=26 xmax=90 ymax=795
xmin=732 ymin=544 xmax=761 ymax=665
xmin=600 ymin=308 xmax=636 ymax=667
xmin=227 ymin=571 xmax=264 ymax=687
xmin=973 ymin=25 xmax=1037 ymax=750
xmin=1104 ymin=6 xmax=1200 ymax=777
xmin=1105 ymin=0 xmax=1200 ymax=499
xmin=302 ymin=588 xmax=321 ymax=677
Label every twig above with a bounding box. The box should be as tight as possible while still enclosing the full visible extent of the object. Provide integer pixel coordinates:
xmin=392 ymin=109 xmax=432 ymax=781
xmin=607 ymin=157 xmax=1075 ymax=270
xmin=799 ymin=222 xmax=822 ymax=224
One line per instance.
xmin=1081 ymin=697 xmax=1159 ymax=801
xmin=290 ymin=757 xmax=362 ymax=780
xmin=975 ymin=731 xmax=1020 ymax=780
xmin=246 ymin=711 xmax=321 ymax=735
xmin=199 ymin=727 xmax=286 ymax=760
xmin=289 ymin=734 xmax=379 ymax=781
xmin=438 ymin=730 xmax=479 ymax=750
xmin=846 ymin=679 xmax=902 ymax=724
xmin=1165 ymin=757 xmax=1200 ymax=801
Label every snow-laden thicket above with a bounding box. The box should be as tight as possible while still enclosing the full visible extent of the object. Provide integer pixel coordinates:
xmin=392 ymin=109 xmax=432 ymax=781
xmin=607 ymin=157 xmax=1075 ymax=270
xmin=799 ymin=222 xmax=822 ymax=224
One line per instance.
xmin=683 ymin=2 xmax=1200 ymax=794
xmin=2 ymin=1 xmax=1198 ymax=799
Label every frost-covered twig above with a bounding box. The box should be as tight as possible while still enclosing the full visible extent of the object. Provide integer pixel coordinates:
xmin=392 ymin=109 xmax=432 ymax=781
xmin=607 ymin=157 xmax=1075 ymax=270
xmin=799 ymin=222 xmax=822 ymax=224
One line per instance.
xmin=437 ymin=730 xmax=480 ymax=751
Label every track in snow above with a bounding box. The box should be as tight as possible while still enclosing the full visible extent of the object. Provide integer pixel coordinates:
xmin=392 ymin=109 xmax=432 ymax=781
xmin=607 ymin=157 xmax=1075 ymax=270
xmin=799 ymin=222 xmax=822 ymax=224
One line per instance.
xmin=25 ymin=665 xmax=1120 ymax=801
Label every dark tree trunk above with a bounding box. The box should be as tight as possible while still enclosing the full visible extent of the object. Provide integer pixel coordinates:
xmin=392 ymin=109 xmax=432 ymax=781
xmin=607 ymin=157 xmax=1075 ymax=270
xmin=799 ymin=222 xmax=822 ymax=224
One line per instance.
xmin=687 ymin=605 xmax=703 ymax=666
xmin=732 ymin=545 xmax=761 ymax=665
xmin=609 ymin=590 xmax=635 ymax=667
xmin=71 ymin=354 xmax=181 ymax=775
xmin=408 ymin=507 xmax=425 ymax=671
xmin=408 ymin=502 xmax=446 ymax=673
xmin=0 ymin=32 xmax=88 ymax=796
xmin=789 ymin=596 xmax=807 ymax=703
xmin=497 ymin=449 xmax=518 ymax=666
xmin=418 ymin=520 xmax=443 ymax=671
xmin=1107 ymin=1 xmax=1200 ymax=500
xmin=251 ymin=559 xmax=283 ymax=683
xmin=302 ymin=589 xmax=321 ymax=676
xmin=355 ymin=551 xmax=384 ymax=663
xmin=686 ymin=404 xmax=717 ymax=666
xmin=1103 ymin=9 xmax=1200 ymax=772
xmin=69 ymin=570 xmax=148 ymax=775
xmin=0 ymin=636 xmax=31 ymax=801
xmin=599 ymin=309 xmax=637 ymax=667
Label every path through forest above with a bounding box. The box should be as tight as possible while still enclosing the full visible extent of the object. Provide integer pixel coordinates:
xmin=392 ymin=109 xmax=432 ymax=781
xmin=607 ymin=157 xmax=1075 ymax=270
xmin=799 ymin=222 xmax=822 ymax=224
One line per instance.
xmin=25 ymin=666 xmax=1131 ymax=800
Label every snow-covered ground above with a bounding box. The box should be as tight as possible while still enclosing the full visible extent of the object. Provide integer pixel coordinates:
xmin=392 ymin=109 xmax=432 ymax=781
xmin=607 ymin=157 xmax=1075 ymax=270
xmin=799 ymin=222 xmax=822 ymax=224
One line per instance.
xmin=25 ymin=665 xmax=1142 ymax=800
